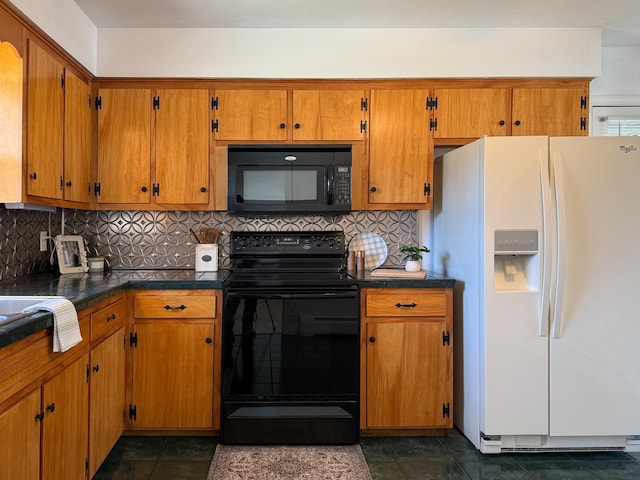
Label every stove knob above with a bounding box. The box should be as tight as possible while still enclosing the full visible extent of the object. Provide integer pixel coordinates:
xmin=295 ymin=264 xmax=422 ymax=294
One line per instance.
xmin=262 ymin=237 xmax=271 ymax=247
xmin=236 ymin=237 xmax=247 ymax=248
xmin=252 ymin=237 xmax=261 ymax=247
xmin=326 ymin=237 xmax=336 ymax=247
xmin=313 ymin=237 xmax=324 ymax=247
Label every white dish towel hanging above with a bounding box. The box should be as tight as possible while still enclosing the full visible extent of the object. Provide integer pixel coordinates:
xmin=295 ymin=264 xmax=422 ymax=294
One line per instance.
xmin=22 ymin=299 xmax=82 ymax=352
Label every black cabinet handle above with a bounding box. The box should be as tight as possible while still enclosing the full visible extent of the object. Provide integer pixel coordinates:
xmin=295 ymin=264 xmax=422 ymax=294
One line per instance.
xmin=279 ymin=123 xmax=286 ymax=129
xmin=106 ymin=313 xmax=116 ymax=322
xmin=30 ymin=172 xmax=37 ymax=180
xmin=93 ymin=364 xmax=100 ymax=373
xmin=499 ymin=120 xmax=505 ymax=126
xmin=514 ymin=120 xmax=521 ymax=126
xmin=370 ymin=186 xmax=377 ymax=192
xmin=46 ymin=403 xmax=55 ymax=413
xmin=200 ymin=187 xmax=207 ymax=192
xmin=141 ymin=186 xmax=148 ymax=192
xmin=369 ymin=336 xmax=376 ymax=343
xmin=66 ymin=181 xmax=73 ymax=187
xmin=395 ymin=302 xmax=417 ymax=308
xmin=35 ymin=412 xmax=45 ymax=422
xmin=205 ymin=337 xmax=212 ymax=344
xmin=163 ymin=304 xmax=187 ymax=311
xmin=294 ymin=123 xmax=301 ymax=129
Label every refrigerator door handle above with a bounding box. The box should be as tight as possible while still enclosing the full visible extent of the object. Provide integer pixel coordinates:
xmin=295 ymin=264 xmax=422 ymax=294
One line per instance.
xmin=551 ymin=152 xmax=566 ymax=339
xmin=539 ymin=151 xmax=552 ymax=337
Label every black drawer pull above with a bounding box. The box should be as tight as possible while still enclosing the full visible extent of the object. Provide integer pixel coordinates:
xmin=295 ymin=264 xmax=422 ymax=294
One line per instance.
xmin=106 ymin=313 xmax=116 ymax=322
xmin=369 ymin=336 xmax=376 ymax=343
xmin=46 ymin=403 xmax=56 ymax=413
xmin=93 ymin=364 xmax=100 ymax=373
xmin=395 ymin=302 xmax=417 ymax=308
xmin=205 ymin=337 xmax=213 ymax=344
xmin=163 ymin=304 xmax=187 ymax=311
xmin=35 ymin=412 xmax=45 ymax=422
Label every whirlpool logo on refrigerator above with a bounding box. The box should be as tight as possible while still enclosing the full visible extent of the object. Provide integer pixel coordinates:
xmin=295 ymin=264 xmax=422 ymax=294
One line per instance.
xmin=619 ymin=145 xmax=638 ymax=153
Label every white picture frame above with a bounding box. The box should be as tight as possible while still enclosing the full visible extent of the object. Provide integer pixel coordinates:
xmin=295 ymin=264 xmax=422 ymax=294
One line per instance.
xmin=54 ymin=235 xmax=89 ymax=274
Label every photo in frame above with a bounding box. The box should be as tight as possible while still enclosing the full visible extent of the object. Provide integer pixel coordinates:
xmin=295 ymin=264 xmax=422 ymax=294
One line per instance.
xmin=54 ymin=235 xmax=89 ymax=274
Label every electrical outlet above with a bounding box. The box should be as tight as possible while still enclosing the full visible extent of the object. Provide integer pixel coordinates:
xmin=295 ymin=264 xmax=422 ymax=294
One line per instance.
xmin=39 ymin=231 xmax=48 ymax=252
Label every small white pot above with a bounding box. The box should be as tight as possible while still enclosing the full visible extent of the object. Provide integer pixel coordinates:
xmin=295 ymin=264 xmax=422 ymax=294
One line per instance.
xmin=405 ymin=260 xmax=421 ymax=272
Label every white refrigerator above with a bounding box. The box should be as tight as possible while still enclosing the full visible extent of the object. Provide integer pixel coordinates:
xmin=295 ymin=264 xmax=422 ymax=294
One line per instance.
xmin=432 ymin=136 xmax=640 ymax=453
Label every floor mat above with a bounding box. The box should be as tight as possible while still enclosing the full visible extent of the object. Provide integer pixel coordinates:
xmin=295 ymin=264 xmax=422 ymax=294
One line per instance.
xmin=207 ymin=444 xmax=373 ymax=480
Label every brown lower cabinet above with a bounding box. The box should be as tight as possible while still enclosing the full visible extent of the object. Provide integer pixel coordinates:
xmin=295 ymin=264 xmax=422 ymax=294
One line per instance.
xmin=0 ymin=294 xmax=127 ymax=480
xmin=129 ymin=290 xmax=222 ymax=430
xmin=0 ymin=388 xmax=41 ymax=480
xmin=89 ymin=327 xmax=125 ymax=477
xmin=0 ymin=354 xmax=89 ymax=480
xmin=360 ymin=288 xmax=453 ymax=430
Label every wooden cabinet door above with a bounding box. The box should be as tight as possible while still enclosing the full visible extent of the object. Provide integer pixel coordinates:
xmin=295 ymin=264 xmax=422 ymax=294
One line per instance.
xmin=213 ymin=89 xmax=287 ymax=141
xmin=365 ymin=321 xmax=449 ymax=428
xmin=368 ymin=89 xmax=433 ymax=207
xmin=64 ymin=70 xmax=91 ymax=203
xmin=432 ymin=88 xmax=509 ymax=139
xmin=27 ymin=40 xmax=64 ymax=200
xmin=41 ymin=355 xmax=89 ymax=480
xmin=89 ymin=329 xmax=125 ymax=477
xmin=0 ymin=41 xmax=23 ymax=203
xmin=155 ymin=89 xmax=210 ymax=205
xmin=292 ymin=90 xmax=365 ymax=140
xmin=133 ymin=321 xmax=214 ymax=428
xmin=0 ymin=389 xmax=40 ymax=480
xmin=97 ymin=88 xmax=152 ymax=204
xmin=512 ymin=87 xmax=588 ymax=136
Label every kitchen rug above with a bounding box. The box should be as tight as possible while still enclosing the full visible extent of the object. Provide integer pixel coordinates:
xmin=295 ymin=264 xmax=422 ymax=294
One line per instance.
xmin=206 ymin=444 xmax=373 ymax=480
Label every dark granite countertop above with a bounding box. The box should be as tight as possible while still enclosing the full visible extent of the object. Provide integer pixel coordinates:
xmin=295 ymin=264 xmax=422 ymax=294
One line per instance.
xmin=358 ymin=270 xmax=456 ymax=289
xmin=0 ymin=270 xmax=227 ymax=348
xmin=0 ymin=268 xmax=454 ymax=349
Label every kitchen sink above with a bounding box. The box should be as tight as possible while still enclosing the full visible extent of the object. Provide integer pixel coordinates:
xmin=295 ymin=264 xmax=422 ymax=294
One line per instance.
xmin=0 ymin=296 xmax=65 ymax=328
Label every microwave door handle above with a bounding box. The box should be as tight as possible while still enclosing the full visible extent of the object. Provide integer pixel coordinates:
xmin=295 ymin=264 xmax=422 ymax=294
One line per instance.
xmin=327 ymin=171 xmax=334 ymax=205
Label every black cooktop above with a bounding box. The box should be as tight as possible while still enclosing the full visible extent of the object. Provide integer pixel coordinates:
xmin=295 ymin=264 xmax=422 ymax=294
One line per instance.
xmin=227 ymin=231 xmax=357 ymax=289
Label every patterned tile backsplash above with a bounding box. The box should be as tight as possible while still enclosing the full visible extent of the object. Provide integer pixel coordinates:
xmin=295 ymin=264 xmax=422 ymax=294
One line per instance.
xmin=0 ymin=207 xmax=417 ymax=279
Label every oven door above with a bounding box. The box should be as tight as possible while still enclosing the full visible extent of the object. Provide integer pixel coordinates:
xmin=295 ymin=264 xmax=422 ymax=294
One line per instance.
xmin=222 ymin=287 xmax=360 ymax=444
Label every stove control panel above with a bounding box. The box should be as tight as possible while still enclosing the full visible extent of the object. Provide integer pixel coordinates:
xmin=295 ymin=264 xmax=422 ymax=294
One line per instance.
xmin=230 ymin=231 xmax=345 ymax=255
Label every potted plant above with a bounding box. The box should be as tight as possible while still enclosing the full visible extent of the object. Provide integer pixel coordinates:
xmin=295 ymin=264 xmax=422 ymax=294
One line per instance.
xmin=399 ymin=245 xmax=431 ymax=272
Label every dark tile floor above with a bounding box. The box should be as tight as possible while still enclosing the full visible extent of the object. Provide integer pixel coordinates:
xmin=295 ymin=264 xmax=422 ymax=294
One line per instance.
xmin=94 ymin=430 xmax=640 ymax=480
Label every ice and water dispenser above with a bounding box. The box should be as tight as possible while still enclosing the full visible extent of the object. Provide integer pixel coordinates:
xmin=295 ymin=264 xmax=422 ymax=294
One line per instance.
xmin=494 ymin=230 xmax=540 ymax=291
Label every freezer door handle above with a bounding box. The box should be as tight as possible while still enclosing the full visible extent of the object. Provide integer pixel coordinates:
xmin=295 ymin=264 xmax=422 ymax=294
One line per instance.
xmin=551 ymin=152 xmax=566 ymax=339
xmin=539 ymin=151 xmax=552 ymax=337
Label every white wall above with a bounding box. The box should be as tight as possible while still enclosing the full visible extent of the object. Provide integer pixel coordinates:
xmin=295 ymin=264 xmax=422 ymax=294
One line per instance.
xmin=590 ymin=46 xmax=640 ymax=105
xmin=96 ymin=28 xmax=601 ymax=78
xmin=7 ymin=0 xmax=97 ymax=72
xmin=5 ymin=1 xmax=603 ymax=79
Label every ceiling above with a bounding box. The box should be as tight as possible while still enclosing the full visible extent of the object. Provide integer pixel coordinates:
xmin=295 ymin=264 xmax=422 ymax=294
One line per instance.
xmin=73 ymin=0 xmax=640 ymax=46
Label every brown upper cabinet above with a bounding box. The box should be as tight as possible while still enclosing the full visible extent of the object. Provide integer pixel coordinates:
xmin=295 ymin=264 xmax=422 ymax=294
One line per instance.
xmin=212 ymin=89 xmax=366 ymax=142
xmin=291 ymin=90 xmax=366 ymax=141
xmin=430 ymin=88 xmax=510 ymax=139
xmin=212 ymin=89 xmax=287 ymax=141
xmin=429 ymin=85 xmax=589 ymax=140
xmin=512 ymin=87 xmax=588 ymax=136
xmin=27 ymin=40 xmax=91 ymax=204
xmin=367 ymin=89 xmax=433 ymax=209
xmin=96 ymin=88 xmax=210 ymax=206
xmin=27 ymin=40 xmax=64 ymax=200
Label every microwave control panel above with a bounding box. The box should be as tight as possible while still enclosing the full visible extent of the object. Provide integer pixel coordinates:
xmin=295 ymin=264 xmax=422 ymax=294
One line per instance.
xmin=334 ymin=166 xmax=351 ymax=205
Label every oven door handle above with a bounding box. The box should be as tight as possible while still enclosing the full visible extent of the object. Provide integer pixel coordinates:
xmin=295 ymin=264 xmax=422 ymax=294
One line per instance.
xmin=225 ymin=291 xmax=358 ymax=300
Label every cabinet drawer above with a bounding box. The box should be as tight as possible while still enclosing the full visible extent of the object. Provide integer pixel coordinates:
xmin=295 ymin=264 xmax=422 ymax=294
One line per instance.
xmin=365 ymin=290 xmax=447 ymax=317
xmin=134 ymin=292 xmax=216 ymax=319
xmin=90 ymin=297 xmax=126 ymax=342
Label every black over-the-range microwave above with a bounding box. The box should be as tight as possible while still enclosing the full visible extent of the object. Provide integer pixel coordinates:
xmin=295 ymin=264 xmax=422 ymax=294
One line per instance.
xmin=227 ymin=144 xmax=352 ymax=215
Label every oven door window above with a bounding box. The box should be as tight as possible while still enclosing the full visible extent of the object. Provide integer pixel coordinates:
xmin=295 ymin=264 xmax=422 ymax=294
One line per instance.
xmin=223 ymin=293 xmax=359 ymax=398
